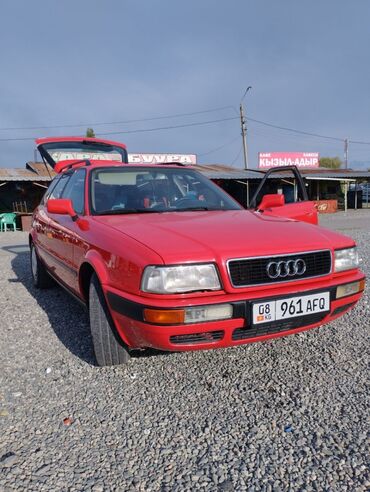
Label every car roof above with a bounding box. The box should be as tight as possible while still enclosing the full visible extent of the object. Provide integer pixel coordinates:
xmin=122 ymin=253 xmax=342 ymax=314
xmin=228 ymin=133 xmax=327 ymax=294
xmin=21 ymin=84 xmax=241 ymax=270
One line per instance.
xmin=56 ymin=159 xmax=193 ymax=174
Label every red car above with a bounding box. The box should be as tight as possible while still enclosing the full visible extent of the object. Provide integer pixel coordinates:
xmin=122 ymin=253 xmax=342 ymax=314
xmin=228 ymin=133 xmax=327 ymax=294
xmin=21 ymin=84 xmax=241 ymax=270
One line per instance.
xmin=30 ymin=137 xmax=365 ymax=366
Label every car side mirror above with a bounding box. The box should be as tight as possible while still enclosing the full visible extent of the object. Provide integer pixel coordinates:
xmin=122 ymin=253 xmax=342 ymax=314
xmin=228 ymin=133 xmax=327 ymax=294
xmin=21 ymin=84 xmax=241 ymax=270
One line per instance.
xmin=47 ymin=199 xmax=78 ymax=221
xmin=257 ymin=194 xmax=285 ymax=211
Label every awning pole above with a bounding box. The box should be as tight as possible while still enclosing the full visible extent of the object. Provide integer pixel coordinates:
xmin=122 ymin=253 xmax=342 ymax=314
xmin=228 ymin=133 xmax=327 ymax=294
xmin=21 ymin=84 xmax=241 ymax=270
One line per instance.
xmin=354 ymin=180 xmax=358 ymax=210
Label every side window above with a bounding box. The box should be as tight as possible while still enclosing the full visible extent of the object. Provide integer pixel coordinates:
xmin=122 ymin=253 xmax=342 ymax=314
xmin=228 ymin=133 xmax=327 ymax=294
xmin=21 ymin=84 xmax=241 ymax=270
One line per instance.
xmin=49 ymin=173 xmax=71 ymax=200
xmin=253 ymin=173 xmax=306 ymax=208
xmin=61 ymin=169 xmax=86 ymax=215
xmin=42 ymin=175 xmax=61 ymax=204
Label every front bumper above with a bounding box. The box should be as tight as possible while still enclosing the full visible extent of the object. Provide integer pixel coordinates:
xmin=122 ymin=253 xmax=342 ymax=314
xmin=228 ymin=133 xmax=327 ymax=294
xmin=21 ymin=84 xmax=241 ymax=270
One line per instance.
xmin=105 ymin=272 xmax=366 ymax=351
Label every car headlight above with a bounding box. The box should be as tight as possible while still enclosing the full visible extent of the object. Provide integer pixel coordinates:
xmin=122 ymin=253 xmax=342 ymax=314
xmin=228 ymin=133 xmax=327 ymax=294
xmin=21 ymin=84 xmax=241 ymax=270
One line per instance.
xmin=141 ymin=264 xmax=221 ymax=294
xmin=334 ymin=247 xmax=359 ymax=272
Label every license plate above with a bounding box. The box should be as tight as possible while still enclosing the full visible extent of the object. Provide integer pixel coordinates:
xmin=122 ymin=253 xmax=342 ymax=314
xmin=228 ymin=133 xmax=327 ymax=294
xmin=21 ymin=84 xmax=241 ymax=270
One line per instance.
xmin=252 ymin=292 xmax=330 ymax=325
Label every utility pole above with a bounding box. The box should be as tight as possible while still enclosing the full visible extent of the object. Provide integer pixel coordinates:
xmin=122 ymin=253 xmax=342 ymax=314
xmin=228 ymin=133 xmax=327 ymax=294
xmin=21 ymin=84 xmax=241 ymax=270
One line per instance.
xmin=240 ymin=103 xmax=249 ymax=171
xmin=344 ymin=138 xmax=349 ymax=169
xmin=240 ymin=86 xmax=252 ymax=207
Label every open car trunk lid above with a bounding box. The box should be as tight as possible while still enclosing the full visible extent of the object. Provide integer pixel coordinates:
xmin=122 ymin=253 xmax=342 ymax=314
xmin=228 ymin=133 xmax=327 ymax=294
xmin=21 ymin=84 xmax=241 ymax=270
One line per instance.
xmin=35 ymin=136 xmax=128 ymax=169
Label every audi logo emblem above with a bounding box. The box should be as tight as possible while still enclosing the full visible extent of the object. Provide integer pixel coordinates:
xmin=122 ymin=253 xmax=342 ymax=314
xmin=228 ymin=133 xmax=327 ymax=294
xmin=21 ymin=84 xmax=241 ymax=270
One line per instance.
xmin=266 ymin=259 xmax=306 ymax=279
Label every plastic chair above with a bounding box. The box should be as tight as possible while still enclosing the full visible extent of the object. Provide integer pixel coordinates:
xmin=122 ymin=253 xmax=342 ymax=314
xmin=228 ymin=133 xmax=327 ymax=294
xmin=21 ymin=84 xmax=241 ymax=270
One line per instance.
xmin=0 ymin=213 xmax=17 ymax=232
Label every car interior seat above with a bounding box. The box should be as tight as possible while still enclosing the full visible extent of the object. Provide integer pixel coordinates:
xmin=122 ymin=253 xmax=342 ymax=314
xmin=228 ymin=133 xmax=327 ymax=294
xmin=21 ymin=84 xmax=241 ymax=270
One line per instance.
xmin=136 ymin=179 xmax=170 ymax=208
xmin=93 ymin=182 xmax=115 ymax=213
xmin=111 ymin=185 xmax=137 ymax=210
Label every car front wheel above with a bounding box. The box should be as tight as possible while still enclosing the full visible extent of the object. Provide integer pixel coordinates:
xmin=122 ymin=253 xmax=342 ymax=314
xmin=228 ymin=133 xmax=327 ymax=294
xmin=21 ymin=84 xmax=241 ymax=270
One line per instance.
xmin=30 ymin=243 xmax=54 ymax=289
xmin=89 ymin=273 xmax=130 ymax=366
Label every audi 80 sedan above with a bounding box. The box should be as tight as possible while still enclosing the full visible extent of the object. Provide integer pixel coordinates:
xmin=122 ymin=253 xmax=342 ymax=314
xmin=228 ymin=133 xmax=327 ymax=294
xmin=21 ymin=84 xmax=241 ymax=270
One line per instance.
xmin=30 ymin=137 xmax=365 ymax=365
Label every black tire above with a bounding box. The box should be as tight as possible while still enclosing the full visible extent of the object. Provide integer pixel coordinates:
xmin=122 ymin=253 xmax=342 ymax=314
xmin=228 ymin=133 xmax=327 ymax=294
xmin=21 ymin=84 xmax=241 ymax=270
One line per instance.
xmin=89 ymin=273 xmax=130 ymax=366
xmin=30 ymin=242 xmax=54 ymax=289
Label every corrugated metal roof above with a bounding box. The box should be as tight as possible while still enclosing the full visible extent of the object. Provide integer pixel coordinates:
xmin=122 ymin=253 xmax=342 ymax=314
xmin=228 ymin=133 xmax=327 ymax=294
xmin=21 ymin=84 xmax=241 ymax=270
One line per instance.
xmin=194 ymin=164 xmax=370 ymax=180
xmin=193 ymin=164 xmax=259 ymax=179
xmin=264 ymin=170 xmax=370 ymax=179
xmin=1 ymin=162 xmax=369 ymax=182
xmin=265 ymin=168 xmax=370 ymax=179
xmin=0 ymin=168 xmax=51 ymax=182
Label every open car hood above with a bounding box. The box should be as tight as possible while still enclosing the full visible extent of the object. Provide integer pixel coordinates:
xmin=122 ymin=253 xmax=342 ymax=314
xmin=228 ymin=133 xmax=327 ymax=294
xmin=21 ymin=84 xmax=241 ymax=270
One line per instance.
xmin=35 ymin=137 xmax=128 ymax=169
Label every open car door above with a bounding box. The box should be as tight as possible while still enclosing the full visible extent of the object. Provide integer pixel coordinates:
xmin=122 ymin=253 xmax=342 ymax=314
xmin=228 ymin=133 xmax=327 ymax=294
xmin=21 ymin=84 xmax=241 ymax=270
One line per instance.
xmin=36 ymin=136 xmax=128 ymax=170
xmin=249 ymin=166 xmax=318 ymax=225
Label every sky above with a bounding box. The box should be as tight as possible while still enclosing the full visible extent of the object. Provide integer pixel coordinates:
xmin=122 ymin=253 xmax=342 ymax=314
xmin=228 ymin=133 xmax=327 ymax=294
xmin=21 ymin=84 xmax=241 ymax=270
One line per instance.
xmin=1 ymin=0 xmax=370 ymax=169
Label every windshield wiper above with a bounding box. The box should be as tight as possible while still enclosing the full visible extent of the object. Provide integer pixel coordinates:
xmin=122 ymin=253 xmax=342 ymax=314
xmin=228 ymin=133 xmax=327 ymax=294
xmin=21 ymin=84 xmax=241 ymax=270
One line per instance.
xmin=96 ymin=208 xmax=159 ymax=215
xmin=175 ymin=206 xmax=234 ymax=212
xmin=96 ymin=206 xmax=232 ymax=215
xmin=175 ymin=206 xmax=211 ymax=211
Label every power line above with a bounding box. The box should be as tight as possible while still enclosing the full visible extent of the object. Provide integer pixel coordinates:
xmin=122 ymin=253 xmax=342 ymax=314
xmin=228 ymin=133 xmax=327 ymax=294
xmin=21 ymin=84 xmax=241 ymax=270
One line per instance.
xmin=248 ymin=126 xmax=344 ymax=148
xmin=248 ymin=124 xmax=370 ymax=153
xmin=0 ymin=104 xmax=354 ymax=145
xmin=247 ymin=116 xmax=345 ymax=142
xmin=96 ymin=117 xmax=238 ymax=137
xmin=0 ymin=106 xmax=235 ymax=132
xmin=197 ymin=135 xmax=240 ymax=157
xmin=348 ymin=139 xmax=370 ymax=145
xmin=230 ymin=145 xmax=243 ymax=166
xmin=248 ymin=115 xmax=370 ymax=146
xmin=0 ymin=116 xmax=239 ymax=142
xmin=1 ymin=104 xmax=370 ymax=151
xmin=248 ymin=122 xmax=338 ymax=143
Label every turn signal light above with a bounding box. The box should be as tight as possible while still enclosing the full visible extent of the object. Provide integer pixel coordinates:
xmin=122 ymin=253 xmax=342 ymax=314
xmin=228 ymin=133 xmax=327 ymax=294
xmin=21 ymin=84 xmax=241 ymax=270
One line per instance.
xmin=143 ymin=309 xmax=185 ymax=324
xmin=143 ymin=303 xmax=234 ymax=325
xmin=336 ymin=279 xmax=365 ymax=299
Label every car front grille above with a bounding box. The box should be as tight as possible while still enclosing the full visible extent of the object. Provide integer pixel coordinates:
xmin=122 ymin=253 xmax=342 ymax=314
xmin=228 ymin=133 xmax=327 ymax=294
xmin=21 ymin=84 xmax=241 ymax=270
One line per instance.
xmin=170 ymin=330 xmax=224 ymax=345
xmin=228 ymin=250 xmax=331 ymax=287
xmin=232 ymin=312 xmax=326 ymax=341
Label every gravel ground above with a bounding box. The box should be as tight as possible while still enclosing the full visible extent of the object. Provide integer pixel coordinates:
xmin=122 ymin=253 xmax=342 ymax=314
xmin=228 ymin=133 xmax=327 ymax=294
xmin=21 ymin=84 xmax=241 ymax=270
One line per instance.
xmin=0 ymin=212 xmax=369 ymax=491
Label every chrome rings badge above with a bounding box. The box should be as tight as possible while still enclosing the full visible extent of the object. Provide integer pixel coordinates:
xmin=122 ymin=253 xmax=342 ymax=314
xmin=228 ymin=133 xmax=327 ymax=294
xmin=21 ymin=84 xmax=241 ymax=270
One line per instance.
xmin=266 ymin=259 xmax=306 ymax=279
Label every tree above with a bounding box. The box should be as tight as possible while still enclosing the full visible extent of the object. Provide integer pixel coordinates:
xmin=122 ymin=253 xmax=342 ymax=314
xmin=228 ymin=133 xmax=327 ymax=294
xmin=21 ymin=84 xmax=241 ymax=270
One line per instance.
xmin=319 ymin=156 xmax=343 ymax=169
xmin=86 ymin=128 xmax=95 ymax=138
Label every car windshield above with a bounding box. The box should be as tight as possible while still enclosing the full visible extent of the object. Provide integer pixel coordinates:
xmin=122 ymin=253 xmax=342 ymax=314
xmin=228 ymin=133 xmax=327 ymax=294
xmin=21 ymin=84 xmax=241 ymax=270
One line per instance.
xmin=90 ymin=167 xmax=242 ymax=215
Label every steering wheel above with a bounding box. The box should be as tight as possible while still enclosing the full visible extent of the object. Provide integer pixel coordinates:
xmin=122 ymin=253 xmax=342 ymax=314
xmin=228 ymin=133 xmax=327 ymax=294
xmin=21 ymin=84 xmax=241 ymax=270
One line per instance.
xmin=175 ymin=197 xmax=203 ymax=208
xmin=149 ymin=201 xmax=167 ymax=210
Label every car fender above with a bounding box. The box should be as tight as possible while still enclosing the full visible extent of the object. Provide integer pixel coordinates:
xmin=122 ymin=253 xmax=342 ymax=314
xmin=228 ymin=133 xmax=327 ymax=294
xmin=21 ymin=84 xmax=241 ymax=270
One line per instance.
xmin=82 ymin=249 xmax=110 ymax=286
xmin=78 ymin=251 xmax=133 ymax=348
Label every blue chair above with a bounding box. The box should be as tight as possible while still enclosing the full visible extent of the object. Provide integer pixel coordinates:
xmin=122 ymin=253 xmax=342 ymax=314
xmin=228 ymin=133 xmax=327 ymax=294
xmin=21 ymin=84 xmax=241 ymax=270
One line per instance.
xmin=0 ymin=213 xmax=17 ymax=232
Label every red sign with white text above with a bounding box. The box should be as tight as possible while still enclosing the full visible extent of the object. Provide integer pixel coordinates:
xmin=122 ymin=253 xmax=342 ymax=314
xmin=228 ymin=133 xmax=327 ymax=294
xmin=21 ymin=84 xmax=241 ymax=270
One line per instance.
xmin=259 ymin=152 xmax=319 ymax=169
xmin=128 ymin=153 xmax=197 ymax=165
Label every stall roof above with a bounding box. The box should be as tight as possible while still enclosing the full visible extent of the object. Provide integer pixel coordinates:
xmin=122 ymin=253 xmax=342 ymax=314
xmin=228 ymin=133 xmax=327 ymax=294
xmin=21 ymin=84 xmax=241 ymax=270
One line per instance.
xmin=1 ymin=161 xmax=370 ymax=182
xmin=26 ymin=161 xmax=55 ymax=177
xmin=193 ymin=165 xmax=261 ymax=179
xmin=0 ymin=168 xmax=51 ymax=182
xmin=194 ymin=164 xmax=370 ymax=180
